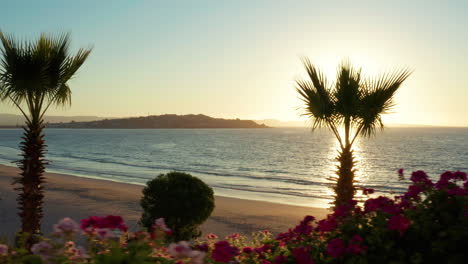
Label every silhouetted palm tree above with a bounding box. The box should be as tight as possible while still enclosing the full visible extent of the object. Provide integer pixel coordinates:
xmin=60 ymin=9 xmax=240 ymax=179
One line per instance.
xmin=297 ymin=58 xmax=411 ymax=207
xmin=0 ymin=32 xmax=91 ymax=243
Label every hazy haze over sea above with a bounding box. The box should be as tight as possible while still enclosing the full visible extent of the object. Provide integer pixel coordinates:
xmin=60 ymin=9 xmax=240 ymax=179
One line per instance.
xmin=0 ymin=127 xmax=466 ymax=208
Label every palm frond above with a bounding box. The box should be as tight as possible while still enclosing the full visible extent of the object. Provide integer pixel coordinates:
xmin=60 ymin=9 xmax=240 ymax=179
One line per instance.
xmin=334 ymin=59 xmax=362 ymax=123
xmin=42 ymin=33 xmax=70 ymax=91
xmin=357 ymin=68 xmax=412 ymax=137
xmin=296 ymin=58 xmax=335 ymax=129
xmin=0 ymin=32 xmax=45 ymax=108
xmin=0 ymin=31 xmax=92 ymax=120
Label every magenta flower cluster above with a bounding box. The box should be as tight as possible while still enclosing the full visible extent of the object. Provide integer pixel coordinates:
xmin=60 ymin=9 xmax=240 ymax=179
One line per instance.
xmin=211 ymin=241 xmax=240 ymax=262
xmin=80 ymin=215 xmax=128 ymax=232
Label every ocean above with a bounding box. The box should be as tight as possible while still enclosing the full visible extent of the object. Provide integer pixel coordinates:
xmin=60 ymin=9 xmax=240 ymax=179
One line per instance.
xmin=0 ymin=127 xmax=466 ymax=208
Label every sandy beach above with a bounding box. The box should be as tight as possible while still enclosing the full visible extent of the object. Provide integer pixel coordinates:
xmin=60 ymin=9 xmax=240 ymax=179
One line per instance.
xmin=0 ymin=164 xmax=328 ymax=241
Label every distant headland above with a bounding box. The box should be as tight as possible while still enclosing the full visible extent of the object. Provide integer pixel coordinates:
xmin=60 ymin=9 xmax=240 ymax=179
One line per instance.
xmin=46 ymin=114 xmax=269 ymax=129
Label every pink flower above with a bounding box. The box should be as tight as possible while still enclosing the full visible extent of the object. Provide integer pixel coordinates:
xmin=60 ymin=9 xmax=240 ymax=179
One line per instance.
xmin=326 ymin=238 xmax=346 ymax=258
xmin=387 ymin=215 xmax=411 ymax=234
xmin=410 ymin=171 xmax=430 ymax=184
xmin=168 ymin=241 xmax=192 ymax=258
xmin=397 ymin=198 xmax=412 ymax=210
xmin=242 ymin=247 xmax=253 ymax=254
xmin=302 ymin=215 xmax=315 ymax=222
xmin=293 ymin=215 xmax=315 ymax=235
xmin=347 ymin=235 xmax=367 ymax=254
xmin=364 ymin=196 xmax=396 ymax=213
xmin=362 ymin=188 xmax=375 ymax=195
xmin=447 ymin=186 xmax=468 ymax=196
xmin=206 ymin=233 xmax=218 ymax=239
xmin=69 ymin=246 xmax=90 ymax=260
xmin=101 ymin=215 xmax=126 ymax=231
xmin=435 ymin=179 xmax=450 ymax=190
xmin=350 ymin=235 xmax=362 ymax=243
xmin=292 ymin=247 xmax=314 ymax=264
xmin=95 ymin=228 xmax=116 ymax=239
xmin=154 ymin=218 xmax=172 ymax=235
xmin=54 ymin=217 xmax=79 ymax=234
xmin=31 ymin=241 xmax=53 ymax=259
xmin=211 ymin=241 xmax=239 ymax=263
xmin=189 ymin=251 xmax=206 ymax=264
xmin=0 ymin=244 xmax=8 ymax=255
xmin=347 ymin=243 xmax=366 ymax=254
xmin=275 ymin=230 xmax=296 ymax=242
xmin=436 ymin=171 xmax=468 ymax=193
xmin=409 ymin=171 xmax=434 ymax=189
xmin=453 ymin=171 xmax=467 ymax=181
xmin=65 ymin=241 xmax=75 ymax=247
xmin=404 ymin=185 xmax=423 ymax=199
xmin=80 ymin=216 xmax=101 ymax=230
xmin=168 ymin=242 xmax=205 ymax=264
xmin=435 ymin=171 xmax=462 ymax=190
xmin=195 ymin=242 xmax=209 ymax=252
xmin=226 ymin=233 xmax=241 ymax=240
xmin=80 ymin=215 xmax=127 ymax=233
xmin=398 ymin=168 xmax=404 ymax=176
xmin=317 ymin=217 xmax=338 ymax=232
xmin=256 ymin=244 xmax=272 ymax=254
xmin=333 ymin=200 xmax=356 ymax=218
xmin=275 ymin=255 xmax=287 ymax=264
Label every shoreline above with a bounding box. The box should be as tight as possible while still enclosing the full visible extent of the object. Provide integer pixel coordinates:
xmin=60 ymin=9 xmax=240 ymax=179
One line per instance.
xmin=0 ymin=164 xmax=329 ymax=240
xmin=0 ymin=159 xmax=330 ymax=209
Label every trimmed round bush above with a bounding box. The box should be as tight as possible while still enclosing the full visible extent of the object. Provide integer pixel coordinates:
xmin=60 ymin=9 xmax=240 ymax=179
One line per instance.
xmin=140 ymin=171 xmax=215 ymax=241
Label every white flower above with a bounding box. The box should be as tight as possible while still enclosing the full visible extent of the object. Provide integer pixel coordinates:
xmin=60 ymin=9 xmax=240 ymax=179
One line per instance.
xmin=189 ymin=250 xmax=206 ymax=264
xmin=0 ymin=244 xmax=8 ymax=255
xmin=70 ymin=246 xmax=90 ymax=260
xmin=168 ymin=241 xmax=192 ymax=258
xmin=154 ymin=218 xmax=172 ymax=233
xmin=53 ymin=217 xmax=79 ymax=234
xmin=31 ymin=241 xmax=53 ymax=257
xmin=95 ymin=228 xmax=116 ymax=239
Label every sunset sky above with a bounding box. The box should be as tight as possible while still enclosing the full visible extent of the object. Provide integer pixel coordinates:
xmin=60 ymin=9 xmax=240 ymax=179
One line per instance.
xmin=0 ymin=0 xmax=467 ymax=126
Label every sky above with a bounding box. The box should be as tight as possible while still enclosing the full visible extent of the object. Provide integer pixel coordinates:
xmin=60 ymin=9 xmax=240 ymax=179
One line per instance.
xmin=0 ymin=0 xmax=467 ymax=126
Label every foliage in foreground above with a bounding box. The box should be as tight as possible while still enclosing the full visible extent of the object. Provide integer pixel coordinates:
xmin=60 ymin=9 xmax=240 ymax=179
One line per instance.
xmin=140 ymin=172 xmax=215 ymax=242
xmin=0 ymin=170 xmax=467 ymax=264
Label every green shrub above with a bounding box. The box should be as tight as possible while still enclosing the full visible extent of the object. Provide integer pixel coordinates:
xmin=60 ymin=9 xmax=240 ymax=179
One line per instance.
xmin=140 ymin=171 xmax=215 ymax=241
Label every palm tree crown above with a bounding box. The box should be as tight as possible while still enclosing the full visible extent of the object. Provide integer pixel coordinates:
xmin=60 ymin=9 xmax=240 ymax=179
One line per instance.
xmin=0 ymin=32 xmax=91 ymax=122
xmin=297 ymin=58 xmax=411 ymax=206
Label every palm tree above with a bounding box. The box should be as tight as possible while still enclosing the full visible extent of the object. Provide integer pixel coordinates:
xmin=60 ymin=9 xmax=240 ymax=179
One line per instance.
xmin=296 ymin=58 xmax=411 ymax=207
xmin=0 ymin=32 xmax=91 ymax=243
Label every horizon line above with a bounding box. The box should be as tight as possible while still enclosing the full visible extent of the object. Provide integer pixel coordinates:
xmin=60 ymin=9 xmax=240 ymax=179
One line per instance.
xmin=1 ymin=112 xmax=467 ymax=128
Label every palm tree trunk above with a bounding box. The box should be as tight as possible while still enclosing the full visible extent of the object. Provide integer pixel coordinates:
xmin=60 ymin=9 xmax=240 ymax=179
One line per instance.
xmin=14 ymin=120 xmax=47 ymax=247
xmin=334 ymin=145 xmax=356 ymax=207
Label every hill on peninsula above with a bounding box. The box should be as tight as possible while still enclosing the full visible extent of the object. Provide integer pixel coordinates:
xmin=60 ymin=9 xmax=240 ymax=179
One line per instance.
xmin=47 ymin=114 xmax=269 ymax=129
xmin=0 ymin=113 xmax=103 ymax=127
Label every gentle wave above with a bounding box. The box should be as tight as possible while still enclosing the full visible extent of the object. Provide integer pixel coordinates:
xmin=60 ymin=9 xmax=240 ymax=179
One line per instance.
xmin=48 ymin=152 xmax=321 ymax=186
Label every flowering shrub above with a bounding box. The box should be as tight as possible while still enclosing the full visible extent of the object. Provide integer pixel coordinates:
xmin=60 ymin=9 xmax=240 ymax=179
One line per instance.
xmin=0 ymin=170 xmax=466 ymax=264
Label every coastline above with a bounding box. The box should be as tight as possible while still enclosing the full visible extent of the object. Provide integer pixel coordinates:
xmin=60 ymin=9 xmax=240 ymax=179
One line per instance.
xmin=0 ymin=164 xmax=329 ymax=240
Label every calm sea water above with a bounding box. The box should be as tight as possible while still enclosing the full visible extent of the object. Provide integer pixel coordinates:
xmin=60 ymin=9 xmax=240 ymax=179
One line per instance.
xmin=0 ymin=127 xmax=467 ymax=208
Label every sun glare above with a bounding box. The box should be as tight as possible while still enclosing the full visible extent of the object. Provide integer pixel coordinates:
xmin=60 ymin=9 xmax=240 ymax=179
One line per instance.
xmin=308 ymin=55 xmax=385 ymax=84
